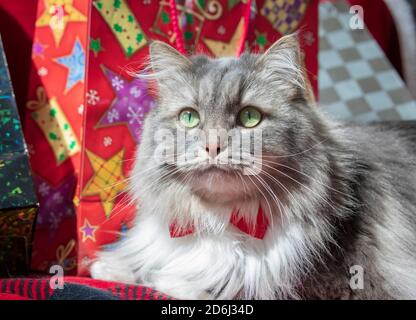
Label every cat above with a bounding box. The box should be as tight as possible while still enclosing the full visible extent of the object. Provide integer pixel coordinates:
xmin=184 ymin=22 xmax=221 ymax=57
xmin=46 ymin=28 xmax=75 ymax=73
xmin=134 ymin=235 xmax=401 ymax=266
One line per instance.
xmin=90 ymin=34 xmax=416 ymax=299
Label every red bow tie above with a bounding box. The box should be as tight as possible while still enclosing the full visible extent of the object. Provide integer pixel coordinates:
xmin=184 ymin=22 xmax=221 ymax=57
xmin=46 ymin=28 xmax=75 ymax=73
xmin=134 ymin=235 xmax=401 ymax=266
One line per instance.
xmin=169 ymin=206 xmax=269 ymax=239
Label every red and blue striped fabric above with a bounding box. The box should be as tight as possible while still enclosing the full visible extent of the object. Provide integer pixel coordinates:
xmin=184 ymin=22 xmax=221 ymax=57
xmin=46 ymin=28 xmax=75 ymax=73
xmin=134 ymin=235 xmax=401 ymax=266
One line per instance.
xmin=0 ymin=277 xmax=172 ymax=300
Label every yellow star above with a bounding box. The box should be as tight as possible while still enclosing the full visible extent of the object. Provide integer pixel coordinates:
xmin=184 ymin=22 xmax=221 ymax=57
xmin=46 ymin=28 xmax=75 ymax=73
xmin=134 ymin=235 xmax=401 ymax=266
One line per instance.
xmin=36 ymin=0 xmax=87 ymax=45
xmin=82 ymin=149 xmax=127 ymax=218
xmin=203 ymin=19 xmax=244 ymax=57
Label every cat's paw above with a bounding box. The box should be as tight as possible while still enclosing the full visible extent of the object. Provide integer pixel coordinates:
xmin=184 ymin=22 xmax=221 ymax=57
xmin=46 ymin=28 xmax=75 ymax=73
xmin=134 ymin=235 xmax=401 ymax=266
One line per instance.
xmin=90 ymin=260 xmax=136 ymax=284
xmin=196 ymin=291 xmax=215 ymax=300
xmin=150 ymin=276 xmax=214 ymax=300
xmin=154 ymin=286 xmax=214 ymax=300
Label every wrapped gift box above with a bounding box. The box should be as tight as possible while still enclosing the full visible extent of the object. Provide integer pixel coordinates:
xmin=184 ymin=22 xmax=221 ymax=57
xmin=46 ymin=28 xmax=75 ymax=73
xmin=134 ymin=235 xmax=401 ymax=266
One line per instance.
xmin=0 ymin=35 xmax=38 ymax=276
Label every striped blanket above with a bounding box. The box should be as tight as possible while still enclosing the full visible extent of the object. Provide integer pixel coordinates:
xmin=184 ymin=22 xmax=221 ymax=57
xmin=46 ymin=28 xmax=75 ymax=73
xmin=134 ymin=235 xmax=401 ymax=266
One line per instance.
xmin=0 ymin=277 xmax=172 ymax=300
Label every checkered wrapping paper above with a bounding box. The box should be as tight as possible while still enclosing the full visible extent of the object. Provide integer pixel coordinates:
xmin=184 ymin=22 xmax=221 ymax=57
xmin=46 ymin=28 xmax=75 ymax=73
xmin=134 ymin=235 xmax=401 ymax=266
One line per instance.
xmin=319 ymin=0 xmax=416 ymax=122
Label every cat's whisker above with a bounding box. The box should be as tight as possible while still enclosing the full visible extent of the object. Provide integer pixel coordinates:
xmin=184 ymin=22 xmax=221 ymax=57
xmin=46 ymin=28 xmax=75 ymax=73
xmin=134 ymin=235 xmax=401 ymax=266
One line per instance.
xmin=243 ymin=168 xmax=274 ymax=228
xmin=260 ymin=158 xmax=355 ymax=200
xmin=103 ymin=193 xmax=136 ymax=222
xmin=250 ymin=167 xmax=287 ymax=225
xmin=123 ymin=153 xmax=189 ymax=185
xmin=245 ymin=168 xmax=281 ymax=230
xmin=98 ymin=175 xmax=136 ymax=191
xmin=256 ymin=167 xmax=299 ymax=226
xmin=96 ymin=229 xmax=127 ymax=236
xmin=261 ymin=168 xmax=339 ymax=216
xmin=104 ymin=164 xmax=184 ymax=220
xmin=118 ymin=157 xmax=137 ymax=163
xmin=131 ymin=165 xmax=187 ymax=198
xmin=104 ymin=168 xmax=186 ymax=224
xmin=251 ymin=159 xmax=340 ymax=213
xmin=99 ymin=162 xmax=170 ymax=192
xmin=260 ymin=138 xmax=330 ymax=159
xmin=236 ymin=171 xmax=250 ymax=201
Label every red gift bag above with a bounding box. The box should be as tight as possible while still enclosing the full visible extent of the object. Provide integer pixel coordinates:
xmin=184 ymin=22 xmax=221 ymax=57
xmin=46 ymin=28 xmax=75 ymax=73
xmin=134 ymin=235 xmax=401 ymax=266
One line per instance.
xmin=24 ymin=0 xmax=318 ymax=275
xmin=25 ymin=0 xmax=89 ymax=273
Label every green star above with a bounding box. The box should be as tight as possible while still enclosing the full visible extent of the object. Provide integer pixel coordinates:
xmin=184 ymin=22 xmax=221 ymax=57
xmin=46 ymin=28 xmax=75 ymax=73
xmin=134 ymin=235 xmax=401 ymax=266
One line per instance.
xmin=113 ymin=0 xmax=121 ymax=9
xmin=256 ymin=33 xmax=268 ymax=47
xmin=161 ymin=11 xmax=170 ymax=24
xmin=90 ymin=37 xmax=103 ymax=57
xmin=184 ymin=31 xmax=193 ymax=41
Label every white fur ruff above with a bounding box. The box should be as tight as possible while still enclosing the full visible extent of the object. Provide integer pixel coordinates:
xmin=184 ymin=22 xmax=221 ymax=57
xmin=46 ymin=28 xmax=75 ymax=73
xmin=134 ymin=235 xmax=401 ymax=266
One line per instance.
xmin=91 ymin=181 xmax=330 ymax=300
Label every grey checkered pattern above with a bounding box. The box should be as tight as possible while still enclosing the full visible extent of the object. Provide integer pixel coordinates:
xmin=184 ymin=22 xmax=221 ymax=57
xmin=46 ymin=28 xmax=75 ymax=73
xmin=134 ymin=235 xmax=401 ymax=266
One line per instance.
xmin=319 ymin=0 xmax=416 ymax=122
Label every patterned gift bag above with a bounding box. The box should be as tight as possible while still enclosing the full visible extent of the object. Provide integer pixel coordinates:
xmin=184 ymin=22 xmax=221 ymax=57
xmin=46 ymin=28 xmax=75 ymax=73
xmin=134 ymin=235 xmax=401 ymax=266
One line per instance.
xmin=25 ymin=0 xmax=89 ymax=273
xmin=24 ymin=0 xmax=318 ymax=275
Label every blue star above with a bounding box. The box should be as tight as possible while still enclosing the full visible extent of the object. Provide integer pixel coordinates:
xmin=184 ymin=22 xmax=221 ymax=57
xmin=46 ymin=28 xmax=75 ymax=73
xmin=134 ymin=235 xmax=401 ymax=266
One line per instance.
xmin=56 ymin=39 xmax=85 ymax=92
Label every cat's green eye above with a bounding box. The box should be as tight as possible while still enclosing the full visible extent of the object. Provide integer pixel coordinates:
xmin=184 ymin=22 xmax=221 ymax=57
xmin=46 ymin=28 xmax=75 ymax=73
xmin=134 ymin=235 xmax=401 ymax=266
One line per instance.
xmin=239 ymin=106 xmax=262 ymax=128
xmin=179 ymin=108 xmax=200 ymax=128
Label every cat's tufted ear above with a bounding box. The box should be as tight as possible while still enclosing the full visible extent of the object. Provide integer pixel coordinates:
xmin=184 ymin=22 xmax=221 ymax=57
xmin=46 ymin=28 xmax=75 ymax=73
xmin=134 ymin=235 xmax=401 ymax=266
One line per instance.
xmin=262 ymin=33 xmax=302 ymax=65
xmin=149 ymin=41 xmax=191 ymax=74
xmin=257 ymin=33 xmax=307 ymax=92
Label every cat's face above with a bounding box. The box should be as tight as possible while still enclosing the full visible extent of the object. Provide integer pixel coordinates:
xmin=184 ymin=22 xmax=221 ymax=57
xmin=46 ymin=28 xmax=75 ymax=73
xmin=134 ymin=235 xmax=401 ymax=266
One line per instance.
xmin=138 ymin=35 xmax=323 ymax=205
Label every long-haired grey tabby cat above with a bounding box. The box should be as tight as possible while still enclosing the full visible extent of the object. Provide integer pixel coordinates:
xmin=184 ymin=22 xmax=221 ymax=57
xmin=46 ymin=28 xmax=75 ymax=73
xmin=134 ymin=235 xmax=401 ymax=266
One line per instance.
xmin=91 ymin=34 xmax=416 ymax=299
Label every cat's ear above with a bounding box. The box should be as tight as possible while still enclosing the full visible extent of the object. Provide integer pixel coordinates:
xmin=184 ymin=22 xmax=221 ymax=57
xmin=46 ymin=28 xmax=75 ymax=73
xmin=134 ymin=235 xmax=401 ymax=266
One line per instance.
xmin=257 ymin=33 xmax=307 ymax=92
xmin=149 ymin=41 xmax=191 ymax=74
xmin=262 ymin=33 xmax=302 ymax=66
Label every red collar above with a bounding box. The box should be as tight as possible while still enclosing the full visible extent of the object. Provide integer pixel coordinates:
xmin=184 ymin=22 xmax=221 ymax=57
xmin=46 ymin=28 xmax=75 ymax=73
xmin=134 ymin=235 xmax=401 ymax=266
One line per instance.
xmin=169 ymin=206 xmax=269 ymax=239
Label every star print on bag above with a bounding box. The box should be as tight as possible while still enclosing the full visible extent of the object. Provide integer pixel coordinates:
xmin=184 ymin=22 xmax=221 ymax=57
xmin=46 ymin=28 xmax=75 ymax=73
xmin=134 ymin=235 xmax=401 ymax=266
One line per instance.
xmin=81 ymin=149 xmax=127 ymax=219
xmin=55 ymin=39 xmax=85 ymax=93
xmin=95 ymin=66 xmax=156 ymax=143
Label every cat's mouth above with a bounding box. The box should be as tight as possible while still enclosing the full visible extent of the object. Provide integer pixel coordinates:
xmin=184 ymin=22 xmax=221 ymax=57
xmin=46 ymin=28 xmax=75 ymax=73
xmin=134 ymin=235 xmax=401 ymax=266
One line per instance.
xmin=198 ymin=163 xmax=238 ymax=173
xmin=193 ymin=162 xmax=252 ymax=177
xmin=187 ymin=164 xmax=257 ymax=204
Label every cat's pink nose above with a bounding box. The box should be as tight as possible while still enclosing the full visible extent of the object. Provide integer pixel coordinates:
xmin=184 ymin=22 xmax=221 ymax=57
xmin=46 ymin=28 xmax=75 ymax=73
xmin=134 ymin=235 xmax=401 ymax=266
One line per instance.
xmin=205 ymin=144 xmax=222 ymax=159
